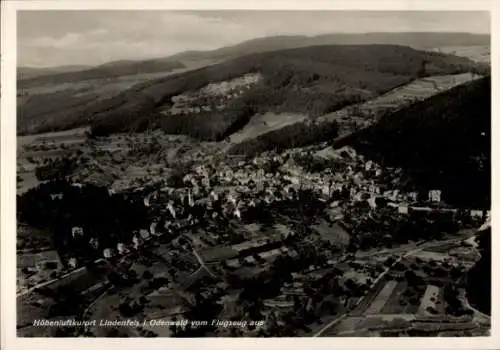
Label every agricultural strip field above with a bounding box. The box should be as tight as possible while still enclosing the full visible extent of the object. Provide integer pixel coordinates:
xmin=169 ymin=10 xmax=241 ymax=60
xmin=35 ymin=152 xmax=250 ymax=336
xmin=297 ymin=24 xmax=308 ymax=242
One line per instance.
xmin=312 ymin=220 xmax=350 ymax=246
xmin=199 ymin=246 xmax=239 ymax=263
xmin=319 ymin=73 xmax=483 ymax=124
xmin=364 ymin=281 xmax=398 ymax=315
xmin=381 ymin=281 xmax=408 ymax=314
xmin=424 ymin=244 xmax=459 ymax=253
xmin=228 ymin=113 xmax=308 ymax=145
xmin=417 ymin=285 xmax=440 ymax=315
xmin=349 ymin=278 xmax=388 ymax=317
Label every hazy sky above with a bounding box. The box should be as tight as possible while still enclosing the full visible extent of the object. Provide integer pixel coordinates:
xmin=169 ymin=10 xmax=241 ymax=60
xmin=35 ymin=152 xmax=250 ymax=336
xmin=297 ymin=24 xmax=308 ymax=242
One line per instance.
xmin=17 ymin=11 xmax=490 ymax=67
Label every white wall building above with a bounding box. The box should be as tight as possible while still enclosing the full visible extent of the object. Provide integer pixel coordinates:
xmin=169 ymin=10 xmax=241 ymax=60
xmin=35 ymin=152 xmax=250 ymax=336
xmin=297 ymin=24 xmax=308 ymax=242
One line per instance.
xmin=103 ymin=248 xmax=112 ymax=259
xmin=72 ymin=227 xmax=84 ymax=238
xmin=68 ymin=257 xmax=78 ymax=268
xmin=428 ymin=190 xmax=442 ymax=202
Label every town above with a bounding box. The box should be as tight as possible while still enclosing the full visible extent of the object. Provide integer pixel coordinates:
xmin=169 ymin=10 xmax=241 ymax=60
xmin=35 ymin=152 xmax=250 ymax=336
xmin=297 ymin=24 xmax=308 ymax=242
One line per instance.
xmin=16 ymin=135 xmax=490 ymax=337
xmin=13 ymin=10 xmax=491 ymax=340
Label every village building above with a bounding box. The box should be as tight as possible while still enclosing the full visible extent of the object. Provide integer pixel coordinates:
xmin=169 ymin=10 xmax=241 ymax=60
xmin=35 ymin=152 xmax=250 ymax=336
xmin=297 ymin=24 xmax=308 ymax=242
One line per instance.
xmin=226 ymin=259 xmax=241 ymax=269
xmin=103 ymin=248 xmax=112 ymax=259
xmin=68 ymin=257 xmax=78 ymax=268
xmin=140 ymin=229 xmax=150 ymax=239
xmin=71 ymin=227 xmax=84 ymax=238
xmin=398 ymin=205 xmax=409 ymax=214
xmin=470 ymin=210 xmax=483 ymax=219
xmin=117 ymin=243 xmax=127 ymax=254
xmin=428 ymin=189 xmax=442 ymax=202
xmin=89 ymin=238 xmax=99 ymax=250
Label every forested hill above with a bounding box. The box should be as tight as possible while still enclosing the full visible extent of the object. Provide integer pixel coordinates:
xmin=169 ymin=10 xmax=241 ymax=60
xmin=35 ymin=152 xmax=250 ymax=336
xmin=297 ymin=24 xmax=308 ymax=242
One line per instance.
xmin=17 ymin=59 xmax=186 ymax=88
xmin=466 ymin=227 xmax=491 ymax=315
xmin=339 ymin=76 xmax=490 ymax=209
xmin=154 ymin=32 xmax=491 ymax=63
xmin=86 ymin=45 xmax=488 ymax=140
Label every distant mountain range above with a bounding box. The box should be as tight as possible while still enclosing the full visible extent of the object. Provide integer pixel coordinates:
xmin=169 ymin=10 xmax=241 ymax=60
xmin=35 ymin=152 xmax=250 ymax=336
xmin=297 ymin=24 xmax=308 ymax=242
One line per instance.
xmin=18 ymin=32 xmax=489 ymax=87
xmin=342 ymin=76 xmax=490 ymax=208
xmin=83 ymin=44 xmax=488 ymax=139
xmin=18 ymin=65 xmax=91 ymax=80
xmin=18 ymin=59 xmax=186 ymax=88
xmin=165 ymin=32 xmax=490 ymax=62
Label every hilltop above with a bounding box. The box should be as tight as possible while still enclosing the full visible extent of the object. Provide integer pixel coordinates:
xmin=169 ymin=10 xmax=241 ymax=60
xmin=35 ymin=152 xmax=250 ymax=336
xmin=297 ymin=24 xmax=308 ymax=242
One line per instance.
xmin=17 ymin=33 xmax=489 ymax=136
xmin=18 ymin=59 xmax=185 ymax=88
xmin=18 ymin=65 xmax=91 ymax=80
xmin=338 ymin=76 xmax=491 ymax=208
xmin=81 ymin=45 xmax=487 ymax=141
xmin=19 ymin=32 xmax=487 ymax=86
xmin=166 ymin=32 xmax=489 ymax=63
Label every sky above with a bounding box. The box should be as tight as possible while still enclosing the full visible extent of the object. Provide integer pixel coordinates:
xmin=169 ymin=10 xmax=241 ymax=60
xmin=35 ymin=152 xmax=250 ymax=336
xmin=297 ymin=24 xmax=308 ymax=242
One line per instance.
xmin=17 ymin=10 xmax=490 ymax=68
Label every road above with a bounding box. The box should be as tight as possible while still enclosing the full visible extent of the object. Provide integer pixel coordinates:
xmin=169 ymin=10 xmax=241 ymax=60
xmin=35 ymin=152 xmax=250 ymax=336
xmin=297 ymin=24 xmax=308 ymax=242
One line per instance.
xmin=191 ymin=248 xmax=217 ymax=279
xmin=313 ymin=238 xmax=463 ymax=337
xmin=16 ymin=258 xmax=110 ymax=298
xmin=81 ymin=246 xmax=212 ymax=335
xmin=16 ymin=217 xmax=186 ymax=300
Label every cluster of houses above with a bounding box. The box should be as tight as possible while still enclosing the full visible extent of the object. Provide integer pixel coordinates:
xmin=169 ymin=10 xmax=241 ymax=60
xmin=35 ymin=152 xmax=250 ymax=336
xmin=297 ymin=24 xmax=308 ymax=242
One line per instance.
xmin=60 ymin=144 xmax=488 ymax=270
xmin=168 ymin=73 xmax=261 ymax=116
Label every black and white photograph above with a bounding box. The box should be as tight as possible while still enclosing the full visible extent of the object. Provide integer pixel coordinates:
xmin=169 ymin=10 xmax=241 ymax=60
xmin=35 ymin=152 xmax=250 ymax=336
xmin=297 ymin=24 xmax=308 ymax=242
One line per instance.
xmin=2 ymin=2 xmax=494 ymax=344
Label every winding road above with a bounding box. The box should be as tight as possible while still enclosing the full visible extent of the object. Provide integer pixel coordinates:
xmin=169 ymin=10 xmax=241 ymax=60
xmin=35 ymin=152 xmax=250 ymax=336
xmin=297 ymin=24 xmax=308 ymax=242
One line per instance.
xmin=313 ymin=234 xmax=475 ymax=337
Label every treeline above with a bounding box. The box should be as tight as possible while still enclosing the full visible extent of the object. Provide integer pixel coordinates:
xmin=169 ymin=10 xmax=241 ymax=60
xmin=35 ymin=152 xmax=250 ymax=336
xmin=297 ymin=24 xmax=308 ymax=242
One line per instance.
xmin=18 ymin=59 xmax=185 ymax=88
xmin=17 ymin=180 xmax=149 ymax=263
xmin=345 ymin=205 xmax=459 ymax=252
xmin=341 ymin=76 xmax=491 ymax=209
xmin=158 ymin=98 xmax=256 ymax=141
xmin=466 ymin=228 xmax=491 ymax=315
xmin=86 ymin=45 xmax=485 ymax=139
xmin=229 ymin=119 xmax=340 ymax=156
xmin=35 ymin=157 xmax=79 ymax=181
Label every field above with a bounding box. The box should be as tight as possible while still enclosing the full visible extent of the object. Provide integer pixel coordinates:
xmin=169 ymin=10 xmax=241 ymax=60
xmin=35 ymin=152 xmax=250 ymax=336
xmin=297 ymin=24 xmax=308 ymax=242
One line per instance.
xmin=350 ymin=278 xmax=388 ymax=316
xmin=364 ymin=281 xmax=398 ymax=314
xmin=199 ymin=246 xmax=239 ymax=263
xmin=319 ymin=72 xmax=482 ymax=125
xmin=228 ymin=113 xmax=308 ymax=145
xmin=429 ymin=46 xmax=490 ymax=63
xmin=319 ymin=276 xmax=469 ymax=336
xmin=228 ymin=72 xmax=484 ymax=156
xmin=380 ymin=281 xmax=410 ymax=314
xmin=17 ymin=291 xmax=57 ymax=329
xmin=17 ymin=128 xmax=88 ymax=193
xmin=17 ymin=250 xmax=62 ymax=290
xmin=312 ymin=220 xmax=350 ymax=246
xmin=417 ymin=285 xmax=440 ymax=315
xmin=410 ymin=250 xmax=451 ymax=262
xmin=17 ymin=65 xmax=197 ymax=135
xmin=351 ymin=277 xmax=447 ymax=320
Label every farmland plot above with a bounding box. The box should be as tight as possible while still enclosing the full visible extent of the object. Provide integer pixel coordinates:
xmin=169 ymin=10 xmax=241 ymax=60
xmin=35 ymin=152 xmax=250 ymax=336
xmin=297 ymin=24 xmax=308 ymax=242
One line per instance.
xmin=418 ymin=285 xmax=441 ymax=315
xmin=381 ymin=281 xmax=409 ymax=314
xmin=350 ymin=278 xmax=388 ymax=317
xmin=365 ymin=281 xmax=398 ymax=314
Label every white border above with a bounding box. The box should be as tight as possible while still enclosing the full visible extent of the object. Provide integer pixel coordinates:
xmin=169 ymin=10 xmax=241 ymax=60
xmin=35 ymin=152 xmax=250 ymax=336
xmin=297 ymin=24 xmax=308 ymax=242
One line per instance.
xmin=1 ymin=1 xmax=498 ymax=350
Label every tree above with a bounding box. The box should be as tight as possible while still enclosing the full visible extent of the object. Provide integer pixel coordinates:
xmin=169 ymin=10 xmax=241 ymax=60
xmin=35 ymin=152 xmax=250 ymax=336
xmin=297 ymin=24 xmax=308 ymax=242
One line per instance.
xmin=142 ymin=270 xmax=153 ymax=280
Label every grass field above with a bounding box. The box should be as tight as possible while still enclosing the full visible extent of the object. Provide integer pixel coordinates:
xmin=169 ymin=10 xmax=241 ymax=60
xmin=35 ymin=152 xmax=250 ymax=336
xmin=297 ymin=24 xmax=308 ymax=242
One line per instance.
xmin=365 ymin=281 xmax=398 ymax=314
xmin=199 ymin=246 xmax=239 ymax=263
xmin=350 ymin=278 xmax=388 ymax=317
xmin=418 ymin=284 xmax=441 ymax=315
xmin=411 ymin=250 xmax=450 ymax=262
xmin=228 ymin=112 xmax=308 ymax=145
xmin=429 ymin=46 xmax=490 ymax=63
xmin=17 ymin=291 xmax=57 ymax=329
xmin=18 ymin=68 xmax=194 ymax=135
xmin=380 ymin=281 xmax=409 ymax=314
xmin=17 ymin=127 xmax=88 ymax=148
xmin=319 ymin=73 xmax=483 ymax=125
xmin=312 ymin=220 xmax=350 ymax=246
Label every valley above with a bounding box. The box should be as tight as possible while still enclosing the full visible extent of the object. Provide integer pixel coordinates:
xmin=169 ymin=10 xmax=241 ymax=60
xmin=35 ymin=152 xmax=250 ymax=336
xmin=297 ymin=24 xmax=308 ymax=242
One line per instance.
xmin=14 ymin=32 xmax=491 ymax=338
